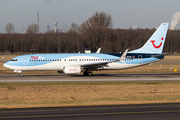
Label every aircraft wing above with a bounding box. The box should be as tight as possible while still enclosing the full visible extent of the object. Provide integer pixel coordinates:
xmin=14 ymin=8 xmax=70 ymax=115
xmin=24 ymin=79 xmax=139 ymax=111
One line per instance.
xmin=81 ymin=49 xmax=128 ymax=69
xmin=81 ymin=61 xmax=110 ymax=69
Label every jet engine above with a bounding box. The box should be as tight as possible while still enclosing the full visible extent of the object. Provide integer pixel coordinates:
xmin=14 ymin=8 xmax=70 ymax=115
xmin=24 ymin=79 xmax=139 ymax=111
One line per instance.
xmin=63 ymin=65 xmax=81 ymax=74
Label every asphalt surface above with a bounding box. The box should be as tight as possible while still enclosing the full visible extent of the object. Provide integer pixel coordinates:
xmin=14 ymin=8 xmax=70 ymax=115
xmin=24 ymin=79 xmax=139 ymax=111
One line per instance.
xmin=0 ymin=73 xmax=180 ymax=83
xmin=0 ymin=103 xmax=180 ymax=120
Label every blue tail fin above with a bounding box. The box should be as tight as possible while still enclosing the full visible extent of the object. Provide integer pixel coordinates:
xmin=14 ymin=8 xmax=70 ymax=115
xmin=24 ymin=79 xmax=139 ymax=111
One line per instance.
xmin=129 ymin=22 xmax=169 ymax=54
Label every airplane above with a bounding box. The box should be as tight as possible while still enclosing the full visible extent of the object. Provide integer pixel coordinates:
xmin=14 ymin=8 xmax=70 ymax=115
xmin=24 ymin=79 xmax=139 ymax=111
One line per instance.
xmin=3 ymin=22 xmax=169 ymax=76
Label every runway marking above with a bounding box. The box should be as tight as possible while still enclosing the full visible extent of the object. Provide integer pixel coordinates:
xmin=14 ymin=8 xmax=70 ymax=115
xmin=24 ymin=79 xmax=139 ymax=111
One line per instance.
xmin=1 ymin=110 xmax=180 ymax=119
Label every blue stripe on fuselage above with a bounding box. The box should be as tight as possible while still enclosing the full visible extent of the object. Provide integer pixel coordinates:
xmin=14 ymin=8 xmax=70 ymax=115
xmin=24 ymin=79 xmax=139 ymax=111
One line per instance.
xmin=105 ymin=53 xmax=161 ymax=58
xmin=5 ymin=53 xmax=163 ymax=67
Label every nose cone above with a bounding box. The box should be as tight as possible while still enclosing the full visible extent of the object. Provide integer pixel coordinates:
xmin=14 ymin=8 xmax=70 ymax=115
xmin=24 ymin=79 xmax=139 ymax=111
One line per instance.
xmin=3 ymin=61 xmax=11 ymax=69
xmin=3 ymin=62 xmax=7 ymax=67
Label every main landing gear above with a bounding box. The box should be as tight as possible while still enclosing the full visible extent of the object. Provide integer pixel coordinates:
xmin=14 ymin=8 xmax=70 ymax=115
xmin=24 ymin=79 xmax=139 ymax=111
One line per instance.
xmin=83 ymin=71 xmax=93 ymax=76
xmin=19 ymin=73 xmax=23 ymax=77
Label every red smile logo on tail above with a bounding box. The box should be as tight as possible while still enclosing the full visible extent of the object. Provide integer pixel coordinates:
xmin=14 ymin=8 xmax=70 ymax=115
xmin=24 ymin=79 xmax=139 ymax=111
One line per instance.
xmin=151 ymin=37 xmax=164 ymax=48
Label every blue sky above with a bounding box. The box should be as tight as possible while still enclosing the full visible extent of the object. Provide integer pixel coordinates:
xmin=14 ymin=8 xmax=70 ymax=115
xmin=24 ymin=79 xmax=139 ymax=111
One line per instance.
xmin=1 ymin=0 xmax=180 ymax=33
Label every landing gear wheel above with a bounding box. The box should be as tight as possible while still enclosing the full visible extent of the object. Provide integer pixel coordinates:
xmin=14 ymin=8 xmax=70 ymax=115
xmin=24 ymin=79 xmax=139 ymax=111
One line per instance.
xmin=83 ymin=71 xmax=88 ymax=76
xmin=83 ymin=71 xmax=93 ymax=76
xmin=88 ymin=72 xmax=93 ymax=76
xmin=19 ymin=73 xmax=23 ymax=77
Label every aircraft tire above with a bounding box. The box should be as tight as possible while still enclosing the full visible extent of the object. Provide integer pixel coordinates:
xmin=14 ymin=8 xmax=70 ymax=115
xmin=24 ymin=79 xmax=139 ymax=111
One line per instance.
xmin=19 ymin=73 xmax=23 ymax=77
xmin=83 ymin=71 xmax=88 ymax=76
xmin=83 ymin=71 xmax=93 ymax=76
xmin=88 ymin=72 xmax=93 ymax=76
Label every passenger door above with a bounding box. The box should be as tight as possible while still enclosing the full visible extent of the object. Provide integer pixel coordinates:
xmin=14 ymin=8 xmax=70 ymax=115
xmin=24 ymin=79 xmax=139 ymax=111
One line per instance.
xmin=23 ymin=57 xmax=28 ymax=65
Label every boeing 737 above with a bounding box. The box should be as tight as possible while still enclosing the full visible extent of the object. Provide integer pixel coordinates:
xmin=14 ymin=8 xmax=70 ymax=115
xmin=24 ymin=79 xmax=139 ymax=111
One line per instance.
xmin=4 ymin=22 xmax=169 ymax=76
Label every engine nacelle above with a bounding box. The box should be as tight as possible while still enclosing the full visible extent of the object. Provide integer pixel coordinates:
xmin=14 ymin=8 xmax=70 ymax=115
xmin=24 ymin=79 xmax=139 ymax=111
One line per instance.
xmin=14 ymin=70 xmax=22 ymax=73
xmin=63 ymin=65 xmax=81 ymax=74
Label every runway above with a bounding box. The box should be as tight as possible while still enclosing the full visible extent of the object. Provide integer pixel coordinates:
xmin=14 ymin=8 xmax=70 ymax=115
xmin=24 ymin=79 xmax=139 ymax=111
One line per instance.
xmin=1 ymin=73 xmax=180 ymax=120
xmin=0 ymin=73 xmax=180 ymax=83
xmin=0 ymin=103 xmax=180 ymax=120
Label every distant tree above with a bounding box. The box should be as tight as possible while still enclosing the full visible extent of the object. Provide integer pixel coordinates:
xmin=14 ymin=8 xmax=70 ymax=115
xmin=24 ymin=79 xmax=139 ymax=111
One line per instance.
xmin=68 ymin=22 xmax=78 ymax=33
xmin=78 ymin=12 xmax=113 ymax=51
xmin=26 ymin=24 xmax=39 ymax=34
xmin=89 ymin=11 xmax=112 ymax=28
xmin=5 ymin=23 xmax=15 ymax=34
xmin=78 ymin=12 xmax=112 ymax=33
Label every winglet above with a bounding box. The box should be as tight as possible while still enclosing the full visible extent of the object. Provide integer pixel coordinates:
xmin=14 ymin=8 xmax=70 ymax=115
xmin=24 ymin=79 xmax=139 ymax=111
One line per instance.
xmin=96 ymin=47 xmax=102 ymax=53
xmin=119 ymin=49 xmax=129 ymax=61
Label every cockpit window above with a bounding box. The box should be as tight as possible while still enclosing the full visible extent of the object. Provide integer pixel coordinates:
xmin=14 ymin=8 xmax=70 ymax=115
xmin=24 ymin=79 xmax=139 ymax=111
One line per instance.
xmin=10 ymin=59 xmax=18 ymax=62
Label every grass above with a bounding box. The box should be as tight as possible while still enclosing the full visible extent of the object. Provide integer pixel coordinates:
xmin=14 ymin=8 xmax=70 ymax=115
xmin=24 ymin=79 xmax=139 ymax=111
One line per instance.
xmin=0 ymin=55 xmax=17 ymax=59
xmin=0 ymin=81 xmax=180 ymax=108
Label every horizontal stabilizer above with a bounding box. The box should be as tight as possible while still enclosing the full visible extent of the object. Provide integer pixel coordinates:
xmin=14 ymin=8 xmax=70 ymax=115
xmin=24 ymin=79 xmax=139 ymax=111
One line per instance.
xmin=151 ymin=53 xmax=170 ymax=58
